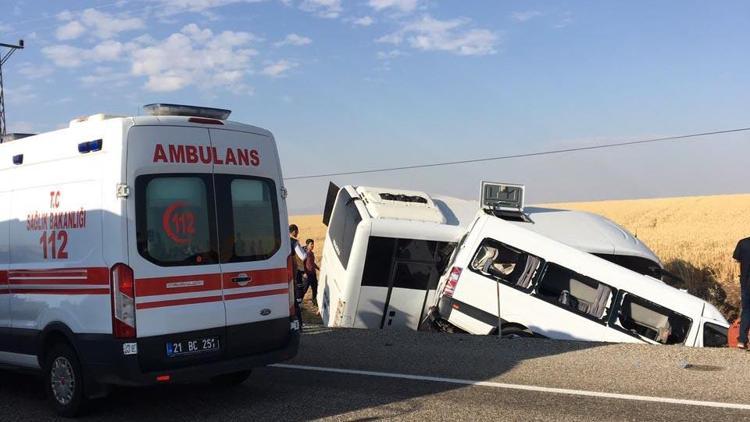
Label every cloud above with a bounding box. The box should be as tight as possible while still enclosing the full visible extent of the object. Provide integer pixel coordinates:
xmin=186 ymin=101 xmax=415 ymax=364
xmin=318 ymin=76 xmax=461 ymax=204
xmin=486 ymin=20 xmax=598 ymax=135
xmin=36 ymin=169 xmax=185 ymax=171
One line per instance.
xmin=275 ymin=33 xmax=312 ymax=47
xmin=130 ymin=24 xmax=257 ymax=92
xmin=55 ymin=20 xmax=85 ymax=40
xmin=376 ymin=49 xmax=405 ymax=60
xmin=261 ymin=59 xmax=297 ymax=77
xmin=17 ymin=62 xmax=55 ymax=80
xmin=154 ymin=0 xmax=266 ymax=16
xmin=42 ymin=40 xmax=127 ymax=67
xmin=4 ymin=84 xmax=37 ymax=105
xmin=511 ymin=10 xmax=541 ymax=22
xmin=368 ymin=0 xmax=419 ymax=13
xmin=352 ymin=16 xmax=375 ymax=26
xmin=299 ymin=0 xmax=342 ymax=19
xmin=43 ymin=23 xmax=258 ymax=93
xmin=55 ymin=8 xmax=144 ymax=40
xmin=377 ymin=15 xmax=499 ymax=56
xmin=79 ymin=66 xmax=131 ymax=87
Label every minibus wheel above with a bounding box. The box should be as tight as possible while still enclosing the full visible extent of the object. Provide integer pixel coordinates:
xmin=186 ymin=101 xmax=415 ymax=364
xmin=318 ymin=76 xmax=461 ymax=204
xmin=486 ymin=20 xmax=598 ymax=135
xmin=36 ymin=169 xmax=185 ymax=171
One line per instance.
xmin=210 ymin=370 xmax=252 ymax=386
xmin=44 ymin=343 xmax=89 ymax=417
xmin=499 ymin=326 xmax=534 ymax=339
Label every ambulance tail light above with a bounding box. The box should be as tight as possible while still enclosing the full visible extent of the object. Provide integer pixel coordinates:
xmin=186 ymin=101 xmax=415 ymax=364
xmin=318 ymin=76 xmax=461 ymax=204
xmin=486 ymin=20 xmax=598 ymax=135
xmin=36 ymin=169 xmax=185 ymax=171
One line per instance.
xmin=287 ymin=255 xmax=296 ymax=318
xmin=442 ymin=267 xmax=463 ymax=298
xmin=111 ymin=263 xmax=136 ymax=339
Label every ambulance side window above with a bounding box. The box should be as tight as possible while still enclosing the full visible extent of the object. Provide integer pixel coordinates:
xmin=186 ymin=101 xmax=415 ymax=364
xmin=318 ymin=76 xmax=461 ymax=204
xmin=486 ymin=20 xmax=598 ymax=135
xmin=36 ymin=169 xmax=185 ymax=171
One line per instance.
xmin=136 ymin=175 xmax=218 ymax=266
xmin=215 ymin=175 xmax=281 ymax=262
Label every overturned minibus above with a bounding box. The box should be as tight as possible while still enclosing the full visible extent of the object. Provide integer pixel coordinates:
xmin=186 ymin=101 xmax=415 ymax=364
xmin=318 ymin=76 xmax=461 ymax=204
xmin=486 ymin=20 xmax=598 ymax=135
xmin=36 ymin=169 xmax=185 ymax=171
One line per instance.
xmin=316 ymin=182 xmax=670 ymax=333
xmin=427 ymin=208 xmax=729 ymax=346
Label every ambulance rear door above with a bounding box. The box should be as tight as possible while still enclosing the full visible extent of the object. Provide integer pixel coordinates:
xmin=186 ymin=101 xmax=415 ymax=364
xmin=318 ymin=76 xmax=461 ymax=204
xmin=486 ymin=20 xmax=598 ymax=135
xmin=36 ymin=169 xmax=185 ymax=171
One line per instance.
xmin=208 ymin=127 xmax=291 ymax=357
xmin=126 ymin=125 xmax=227 ymax=351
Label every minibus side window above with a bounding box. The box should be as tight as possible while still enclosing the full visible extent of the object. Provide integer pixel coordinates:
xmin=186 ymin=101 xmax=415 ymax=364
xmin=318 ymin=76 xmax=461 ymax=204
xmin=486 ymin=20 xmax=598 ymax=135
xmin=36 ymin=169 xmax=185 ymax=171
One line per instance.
xmin=468 ymin=238 xmax=543 ymax=292
xmin=136 ymin=175 xmax=217 ymax=266
xmin=536 ymin=263 xmax=615 ymax=322
xmin=615 ymin=293 xmax=692 ymax=345
xmin=702 ymin=322 xmax=728 ymax=348
xmin=215 ymin=175 xmax=281 ymax=262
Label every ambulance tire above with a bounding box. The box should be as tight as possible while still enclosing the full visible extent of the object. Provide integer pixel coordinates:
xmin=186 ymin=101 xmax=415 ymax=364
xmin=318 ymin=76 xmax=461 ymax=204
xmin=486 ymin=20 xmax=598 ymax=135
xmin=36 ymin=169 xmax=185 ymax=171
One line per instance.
xmin=44 ymin=343 xmax=89 ymax=417
xmin=210 ymin=370 xmax=252 ymax=387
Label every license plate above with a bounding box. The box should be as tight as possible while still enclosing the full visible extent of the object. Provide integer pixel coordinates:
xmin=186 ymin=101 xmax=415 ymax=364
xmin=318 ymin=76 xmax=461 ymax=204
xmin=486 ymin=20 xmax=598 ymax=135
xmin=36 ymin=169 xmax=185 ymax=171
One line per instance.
xmin=166 ymin=337 xmax=220 ymax=357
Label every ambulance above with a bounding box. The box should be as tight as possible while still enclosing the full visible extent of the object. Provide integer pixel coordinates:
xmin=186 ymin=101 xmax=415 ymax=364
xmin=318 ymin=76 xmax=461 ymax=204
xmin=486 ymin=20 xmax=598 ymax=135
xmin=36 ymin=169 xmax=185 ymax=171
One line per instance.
xmin=0 ymin=104 xmax=299 ymax=416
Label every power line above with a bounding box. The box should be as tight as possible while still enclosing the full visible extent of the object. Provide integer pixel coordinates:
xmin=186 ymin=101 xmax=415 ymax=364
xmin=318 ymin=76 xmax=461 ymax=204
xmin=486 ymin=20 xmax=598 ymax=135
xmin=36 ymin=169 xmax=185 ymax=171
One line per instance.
xmin=283 ymin=127 xmax=750 ymax=180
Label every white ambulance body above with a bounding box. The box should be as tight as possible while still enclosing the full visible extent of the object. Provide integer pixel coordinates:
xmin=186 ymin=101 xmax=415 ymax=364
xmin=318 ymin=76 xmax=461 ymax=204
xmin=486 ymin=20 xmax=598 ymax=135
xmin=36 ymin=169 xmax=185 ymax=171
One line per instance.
xmin=0 ymin=104 xmax=299 ymax=415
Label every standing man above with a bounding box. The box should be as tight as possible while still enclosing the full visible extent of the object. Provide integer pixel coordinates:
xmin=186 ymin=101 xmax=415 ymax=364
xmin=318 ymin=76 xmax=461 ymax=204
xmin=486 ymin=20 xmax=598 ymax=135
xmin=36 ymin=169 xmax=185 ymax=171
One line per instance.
xmin=733 ymin=236 xmax=750 ymax=349
xmin=289 ymin=225 xmax=307 ymax=326
xmin=303 ymin=239 xmax=320 ymax=311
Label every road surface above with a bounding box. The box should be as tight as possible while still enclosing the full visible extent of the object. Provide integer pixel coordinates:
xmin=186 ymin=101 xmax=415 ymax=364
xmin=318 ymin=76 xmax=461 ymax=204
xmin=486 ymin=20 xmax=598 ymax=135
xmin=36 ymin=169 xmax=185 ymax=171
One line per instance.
xmin=1 ymin=325 xmax=749 ymax=421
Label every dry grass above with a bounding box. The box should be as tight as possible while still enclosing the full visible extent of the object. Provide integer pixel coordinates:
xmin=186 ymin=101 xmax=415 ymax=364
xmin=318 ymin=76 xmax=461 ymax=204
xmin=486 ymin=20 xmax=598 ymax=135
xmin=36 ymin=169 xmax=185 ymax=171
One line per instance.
xmin=292 ymin=194 xmax=750 ymax=321
xmin=548 ymin=194 xmax=750 ymax=321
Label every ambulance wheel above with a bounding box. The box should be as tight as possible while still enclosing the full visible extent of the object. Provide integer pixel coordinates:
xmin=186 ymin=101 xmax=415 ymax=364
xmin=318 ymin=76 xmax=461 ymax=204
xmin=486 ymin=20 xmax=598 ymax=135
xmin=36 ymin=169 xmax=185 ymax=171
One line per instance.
xmin=44 ymin=343 xmax=89 ymax=417
xmin=210 ymin=370 xmax=252 ymax=386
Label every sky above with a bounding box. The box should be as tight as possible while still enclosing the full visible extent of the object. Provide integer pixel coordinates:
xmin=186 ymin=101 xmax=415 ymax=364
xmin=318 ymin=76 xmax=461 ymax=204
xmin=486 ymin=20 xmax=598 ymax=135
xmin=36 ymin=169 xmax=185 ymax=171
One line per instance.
xmin=1 ymin=0 xmax=749 ymax=214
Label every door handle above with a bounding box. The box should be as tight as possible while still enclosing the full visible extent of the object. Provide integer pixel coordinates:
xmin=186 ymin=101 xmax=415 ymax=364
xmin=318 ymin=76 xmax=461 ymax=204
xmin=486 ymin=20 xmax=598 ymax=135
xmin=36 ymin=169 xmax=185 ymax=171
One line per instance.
xmin=232 ymin=274 xmax=251 ymax=284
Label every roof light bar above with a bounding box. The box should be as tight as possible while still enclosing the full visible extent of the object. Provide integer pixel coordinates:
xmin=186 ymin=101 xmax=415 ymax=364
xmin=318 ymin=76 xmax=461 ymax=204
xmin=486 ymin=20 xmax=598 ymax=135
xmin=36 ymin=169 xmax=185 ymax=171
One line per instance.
xmin=143 ymin=103 xmax=231 ymax=120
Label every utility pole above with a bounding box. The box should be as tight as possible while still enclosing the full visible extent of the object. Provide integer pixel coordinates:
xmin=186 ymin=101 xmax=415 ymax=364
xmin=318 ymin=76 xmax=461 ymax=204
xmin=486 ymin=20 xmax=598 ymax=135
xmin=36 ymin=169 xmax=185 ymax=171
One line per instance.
xmin=0 ymin=39 xmax=24 ymax=137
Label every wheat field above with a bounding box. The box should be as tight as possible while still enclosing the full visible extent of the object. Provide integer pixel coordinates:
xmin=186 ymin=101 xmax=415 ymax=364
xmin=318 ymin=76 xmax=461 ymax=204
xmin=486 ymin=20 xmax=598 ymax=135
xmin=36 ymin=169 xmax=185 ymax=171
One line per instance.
xmin=291 ymin=193 xmax=750 ymax=321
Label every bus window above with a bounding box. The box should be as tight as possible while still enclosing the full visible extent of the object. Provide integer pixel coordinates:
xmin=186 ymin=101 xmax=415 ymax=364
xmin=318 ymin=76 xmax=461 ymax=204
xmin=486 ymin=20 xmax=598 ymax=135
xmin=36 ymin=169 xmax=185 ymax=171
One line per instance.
xmin=469 ymin=239 xmax=543 ymax=291
xmin=536 ymin=263 xmax=614 ymax=321
xmin=702 ymin=322 xmax=728 ymax=348
xmin=616 ymin=293 xmax=692 ymax=345
xmin=328 ymin=191 xmax=362 ymax=269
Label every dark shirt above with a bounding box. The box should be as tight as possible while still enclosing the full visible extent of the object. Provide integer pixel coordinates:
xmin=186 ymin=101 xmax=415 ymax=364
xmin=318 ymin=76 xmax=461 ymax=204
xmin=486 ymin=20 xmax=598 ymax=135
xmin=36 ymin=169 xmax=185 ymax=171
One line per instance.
xmin=733 ymin=237 xmax=750 ymax=286
xmin=304 ymin=251 xmax=319 ymax=274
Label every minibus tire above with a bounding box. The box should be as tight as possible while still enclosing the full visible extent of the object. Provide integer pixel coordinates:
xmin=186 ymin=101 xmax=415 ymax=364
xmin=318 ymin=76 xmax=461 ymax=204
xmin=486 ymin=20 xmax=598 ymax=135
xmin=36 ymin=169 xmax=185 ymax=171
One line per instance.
xmin=44 ymin=343 xmax=89 ymax=417
xmin=210 ymin=370 xmax=252 ymax=386
xmin=499 ymin=326 xmax=534 ymax=339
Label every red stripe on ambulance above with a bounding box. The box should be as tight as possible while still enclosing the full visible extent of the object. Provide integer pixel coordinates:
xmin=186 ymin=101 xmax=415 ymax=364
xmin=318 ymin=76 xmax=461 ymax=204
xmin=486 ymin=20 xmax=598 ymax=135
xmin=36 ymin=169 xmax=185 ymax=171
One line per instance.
xmin=8 ymin=267 xmax=109 ymax=286
xmin=136 ymin=273 xmax=223 ymax=297
xmin=222 ymin=268 xmax=289 ymax=290
xmin=224 ymin=288 xmax=289 ymax=301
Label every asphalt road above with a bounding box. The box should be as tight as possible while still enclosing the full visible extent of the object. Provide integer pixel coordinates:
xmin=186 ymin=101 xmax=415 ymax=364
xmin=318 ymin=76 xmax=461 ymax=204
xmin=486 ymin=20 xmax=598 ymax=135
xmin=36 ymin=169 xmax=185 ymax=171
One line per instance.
xmin=2 ymin=326 xmax=750 ymax=421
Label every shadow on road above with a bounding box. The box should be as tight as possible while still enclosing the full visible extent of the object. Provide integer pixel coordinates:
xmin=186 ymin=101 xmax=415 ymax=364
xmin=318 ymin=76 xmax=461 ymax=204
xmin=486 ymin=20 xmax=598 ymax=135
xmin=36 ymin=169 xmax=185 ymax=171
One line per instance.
xmin=0 ymin=325 xmax=605 ymax=421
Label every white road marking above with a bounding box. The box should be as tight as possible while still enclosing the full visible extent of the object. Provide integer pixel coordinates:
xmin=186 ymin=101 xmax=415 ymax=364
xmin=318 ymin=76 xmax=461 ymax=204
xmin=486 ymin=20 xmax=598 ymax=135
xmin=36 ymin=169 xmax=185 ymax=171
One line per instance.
xmin=270 ymin=364 xmax=750 ymax=411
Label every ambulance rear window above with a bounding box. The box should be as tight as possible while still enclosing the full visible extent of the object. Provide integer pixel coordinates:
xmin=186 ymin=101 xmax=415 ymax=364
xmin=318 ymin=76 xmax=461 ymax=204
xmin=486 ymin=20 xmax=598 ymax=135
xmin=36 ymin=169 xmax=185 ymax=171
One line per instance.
xmin=136 ymin=175 xmax=218 ymax=266
xmin=217 ymin=176 xmax=281 ymax=262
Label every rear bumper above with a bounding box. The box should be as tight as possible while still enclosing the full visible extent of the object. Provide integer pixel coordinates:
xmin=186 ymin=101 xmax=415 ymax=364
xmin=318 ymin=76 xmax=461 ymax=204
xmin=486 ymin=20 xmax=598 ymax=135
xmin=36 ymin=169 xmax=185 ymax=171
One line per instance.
xmin=76 ymin=319 xmax=300 ymax=387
